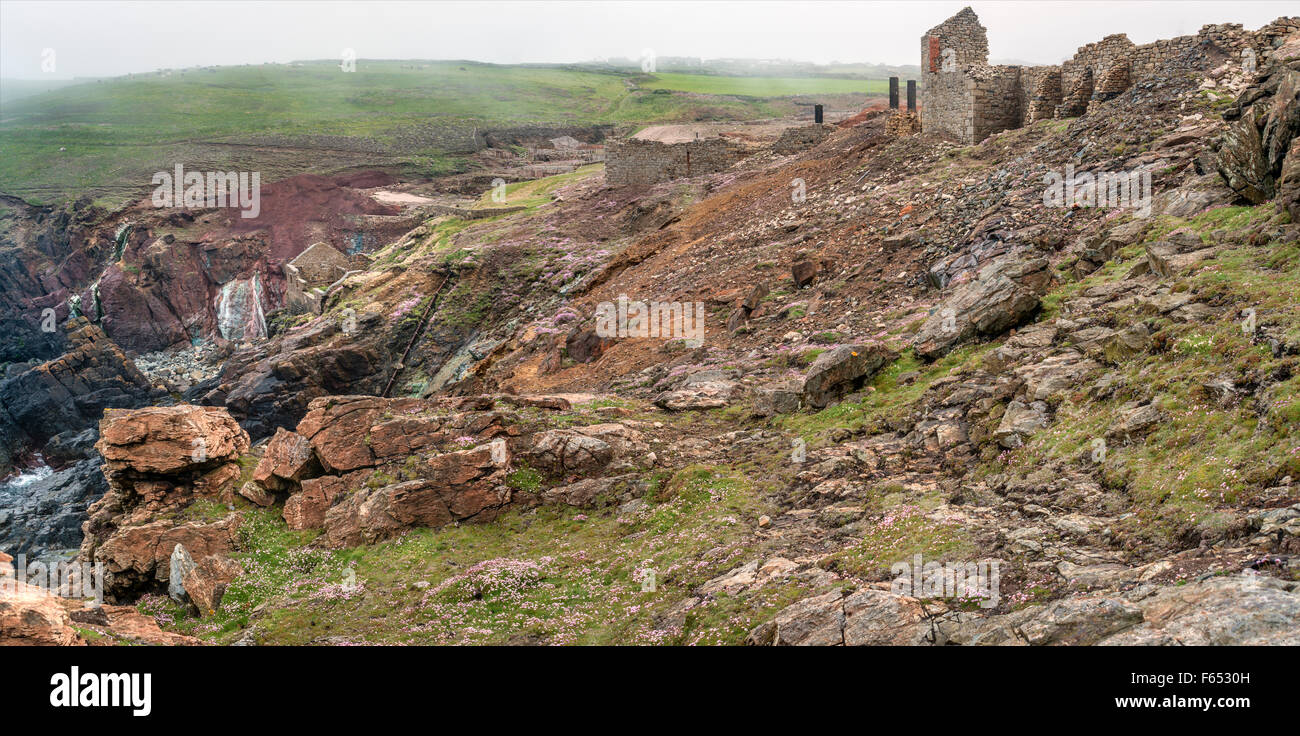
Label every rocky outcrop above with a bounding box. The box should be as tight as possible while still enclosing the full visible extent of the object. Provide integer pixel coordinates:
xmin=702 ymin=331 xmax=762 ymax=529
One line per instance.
xmin=914 ymin=254 xmax=1052 ymax=360
xmin=758 ymin=574 xmax=1300 ymax=646
xmin=323 ymin=445 xmax=510 ymax=547
xmin=268 ymin=395 xmax=654 ymax=544
xmin=295 ymin=395 xmax=511 ymax=472
xmin=285 ymin=396 xmax=525 ymax=545
xmin=0 ymin=578 xmax=84 ymax=646
xmin=91 ymin=515 xmax=241 ymax=602
xmin=747 ymin=587 xmax=931 ymax=646
xmin=0 ymin=552 xmax=199 ymax=645
xmin=653 ymin=370 xmax=742 ymax=411
xmin=1144 ymin=231 xmax=1218 ymax=278
xmin=0 ymin=458 xmax=107 ymax=559
xmin=96 ymin=405 xmax=248 ymax=476
xmin=78 ymin=404 xmax=249 ymax=599
xmin=529 ymin=430 xmax=613 ymax=474
xmin=0 ymin=318 xmax=162 ymax=476
xmin=190 ymin=315 xmax=388 ymax=439
xmin=181 ymin=554 xmax=245 ymax=617
xmin=800 ymin=344 xmax=896 ymax=409
xmin=1217 ymin=32 xmax=1300 ymax=217
xmin=251 ymin=427 xmax=318 ymax=492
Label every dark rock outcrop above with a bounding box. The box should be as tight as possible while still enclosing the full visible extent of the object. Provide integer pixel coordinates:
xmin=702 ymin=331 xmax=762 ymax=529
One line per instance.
xmin=0 ymin=318 xmax=163 ymax=476
xmin=801 ymin=344 xmax=896 ymax=409
xmin=914 ymin=253 xmax=1051 ymax=360
xmin=1218 ymin=32 xmax=1300 ymax=217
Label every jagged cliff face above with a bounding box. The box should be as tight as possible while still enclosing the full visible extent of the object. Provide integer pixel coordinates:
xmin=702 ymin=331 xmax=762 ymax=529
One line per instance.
xmin=4 ymin=23 xmax=1300 ymax=645
xmin=0 ymin=173 xmax=403 ymax=555
xmin=0 ymin=172 xmax=402 ymax=359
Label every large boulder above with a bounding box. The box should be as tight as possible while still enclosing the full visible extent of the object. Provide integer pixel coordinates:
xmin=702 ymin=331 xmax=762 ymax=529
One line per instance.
xmin=914 ymin=254 xmax=1051 ymax=360
xmin=935 ymin=574 xmax=1300 ymax=646
xmin=1280 ymin=137 xmax=1300 ymax=222
xmin=653 ymin=372 xmax=743 ymax=411
xmin=800 ymin=344 xmax=896 ymax=409
xmin=529 ymin=430 xmax=613 ymax=474
xmin=295 ymin=395 xmax=508 ymax=473
xmin=1217 ymin=108 xmax=1275 ymax=203
xmin=96 ymin=405 xmax=249 ymax=476
xmin=0 ymin=578 xmax=83 ymax=646
xmin=284 ymin=473 xmax=356 ymax=530
xmin=251 ymin=427 xmax=318 ymax=491
xmin=749 ymin=588 xmax=930 ymax=646
xmin=994 ymin=400 xmax=1050 ymax=449
xmin=181 ymin=555 xmax=244 ymax=617
xmin=79 ymin=405 xmax=249 ymax=584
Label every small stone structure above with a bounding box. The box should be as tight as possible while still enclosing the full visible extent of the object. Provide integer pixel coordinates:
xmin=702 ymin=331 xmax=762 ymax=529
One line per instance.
xmin=605 ymin=120 xmax=838 ymax=188
xmin=921 ymin=7 xmax=1300 ymax=144
xmin=772 ymin=124 xmax=834 ymax=155
xmin=283 ymin=242 xmax=353 ymax=315
xmin=604 ymin=137 xmax=751 ymax=188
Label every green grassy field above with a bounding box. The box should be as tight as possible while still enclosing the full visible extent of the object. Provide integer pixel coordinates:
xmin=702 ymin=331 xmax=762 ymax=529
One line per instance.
xmin=0 ymin=60 xmax=881 ymax=206
xmin=640 ymin=72 xmax=888 ymax=96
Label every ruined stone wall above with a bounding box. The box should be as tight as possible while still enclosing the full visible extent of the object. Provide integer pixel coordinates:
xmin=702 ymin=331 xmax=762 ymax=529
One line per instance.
xmin=921 ymin=7 xmax=1299 ymax=145
xmin=1129 ymin=24 xmax=1268 ymax=79
xmin=971 ymin=65 xmax=1022 ymax=143
xmin=772 ymin=124 xmax=833 ymax=155
xmin=1059 ymin=34 xmax=1135 ymax=105
xmin=604 ymin=138 xmax=748 ymax=188
xmin=289 ymin=243 xmax=350 ymax=285
xmin=919 ymin=7 xmax=987 ymax=143
xmin=1020 ymin=66 xmax=1062 ymax=125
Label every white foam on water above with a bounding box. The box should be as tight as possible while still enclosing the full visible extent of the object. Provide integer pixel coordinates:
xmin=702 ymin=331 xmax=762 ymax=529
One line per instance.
xmin=2 ymin=463 xmax=52 ymax=492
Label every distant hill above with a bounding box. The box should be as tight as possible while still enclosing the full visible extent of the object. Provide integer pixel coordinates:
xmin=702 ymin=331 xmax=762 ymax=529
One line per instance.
xmin=0 ymin=77 xmax=99 ymax=105
xmin=0 ymin=60 xmax=881 ymax=206
xmin=575 ymin=57 xmax=921 ymax=80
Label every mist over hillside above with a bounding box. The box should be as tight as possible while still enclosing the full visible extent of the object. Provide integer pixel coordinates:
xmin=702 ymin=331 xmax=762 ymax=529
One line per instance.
xmin=2 ymin=4 xmax=1300 ymax=712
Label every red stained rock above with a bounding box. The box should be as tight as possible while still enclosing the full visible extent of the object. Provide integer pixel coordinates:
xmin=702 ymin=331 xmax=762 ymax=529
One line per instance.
xmin=182 ymin=556 xmax=244 ymax=617
xmin=92 ymin=515 xmax=240 ymax=599
xmin=323 ymin=445 xmax=509 ymax=548
xmin=97 ymin=405 xmax=249 ymax=475
xmin=252 ymin=427 xmax=317 ymax=491
xmin=284 ymin=473 xmax=359 ymax=530
xmin=0 ymin=579 xmax=83 ymax=646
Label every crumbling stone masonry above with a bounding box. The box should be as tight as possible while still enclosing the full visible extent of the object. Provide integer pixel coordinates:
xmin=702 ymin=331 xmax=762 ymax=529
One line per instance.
xmin=604 ymin=138 xmax=750 ymax=188
xmin=283 ymin=242 xmax=354 ymax=315
xmin=773 ymin=124 xmax=834 ymax=155
xmin=921 ymin=6 xmax=1300 ymax=144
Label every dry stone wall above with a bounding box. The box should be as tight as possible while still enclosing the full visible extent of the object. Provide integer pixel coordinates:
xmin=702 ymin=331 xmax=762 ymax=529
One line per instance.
xmin=773 ymin=124 xmax=834 ymax=155
xmin=921 ymin=7 xmax=1300 ymax=144
xmin=604 ymin=138 xmax=749 ymax=188
xmin=920 ymin=7 xmax=986 ymax=144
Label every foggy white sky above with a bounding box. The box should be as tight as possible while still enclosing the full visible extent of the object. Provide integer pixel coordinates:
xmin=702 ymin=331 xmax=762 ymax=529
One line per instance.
xmin=1 ymin=0 xmax=1294 ymax=79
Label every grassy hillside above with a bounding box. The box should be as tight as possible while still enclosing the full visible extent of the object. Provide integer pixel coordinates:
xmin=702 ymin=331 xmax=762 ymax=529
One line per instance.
xmin=640 ymin=72 xmax=887 ymax=96
xmin=0 ymin=77 xmax=99 ymax=104
xmin=0 ymin=60 xmax=880 ymax=207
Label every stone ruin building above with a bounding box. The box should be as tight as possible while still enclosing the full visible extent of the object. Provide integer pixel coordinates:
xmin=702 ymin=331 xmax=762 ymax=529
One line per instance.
xmin=921 ymin=7 xmax=1300 ymax=144
xmin=605 ymin=122 xmax=832 ymax=188
xmin=283 ymin=241 xmax=356 ymax=314
xmin=604 ymin=136 xmax=753 ymax=188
